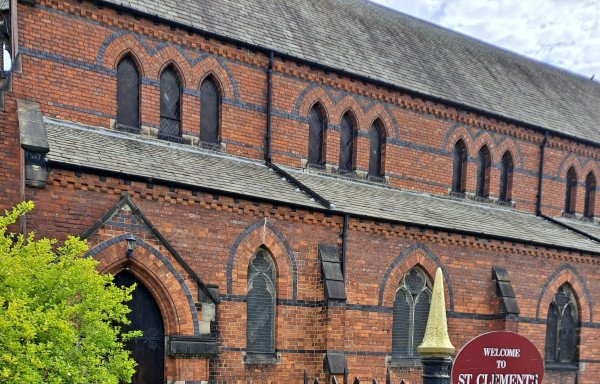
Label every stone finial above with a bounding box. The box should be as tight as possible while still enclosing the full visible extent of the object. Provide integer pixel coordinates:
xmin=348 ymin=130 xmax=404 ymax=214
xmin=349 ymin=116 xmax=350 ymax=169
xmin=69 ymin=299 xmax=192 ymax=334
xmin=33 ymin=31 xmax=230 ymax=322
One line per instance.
xmin=417 ymin=267 xmax=455 ymax=356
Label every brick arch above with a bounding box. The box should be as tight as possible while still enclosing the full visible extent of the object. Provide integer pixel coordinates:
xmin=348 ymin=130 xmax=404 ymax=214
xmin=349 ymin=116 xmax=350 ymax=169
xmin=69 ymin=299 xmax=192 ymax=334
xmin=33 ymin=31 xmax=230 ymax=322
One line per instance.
xmin=535 ymin=263 xmax=593 ymax=322
xmin=195 ymin=57 xmax=236 ymax=100
xmin=87 ymin=234 xmax=200 ymax=336
xmin=556 ymin=153 xmax=593 ymax=179
xmin=378 ymin=243 xmax=454 ymax=310
xmin=156 ymin=56 xmax=190 ymax=88
xmin=442 ymin=124 xmax=477 ymax=153
xmin=495 ymin=139 xmax=525 ymax=169
xmin=99 ymin=33 xmax=153 ymax=76
xmin=335 ymin=96 xmax=365 ymax=130
xmin=226 ymin=219 xmax=297 ymax=300
xmin=363 ymin=103 xmax=395 ymax=141
xmin=296 ymin=85 xmax=336 ymax=119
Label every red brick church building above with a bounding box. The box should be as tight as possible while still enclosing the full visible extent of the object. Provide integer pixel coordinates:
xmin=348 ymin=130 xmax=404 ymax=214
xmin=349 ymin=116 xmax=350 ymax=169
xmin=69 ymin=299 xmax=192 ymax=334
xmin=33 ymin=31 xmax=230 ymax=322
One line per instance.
xmin=1 ymin=0 xmax=600 ymax=382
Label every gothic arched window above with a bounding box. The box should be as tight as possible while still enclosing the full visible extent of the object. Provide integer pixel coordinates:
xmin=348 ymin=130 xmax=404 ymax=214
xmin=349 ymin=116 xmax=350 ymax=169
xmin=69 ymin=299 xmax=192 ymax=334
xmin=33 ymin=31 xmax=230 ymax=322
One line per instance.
xmin=369 ymin=119 xmax=385 ymax=178
xmin=499 ymin=151 xmax=514 ymax=202
xmin=452 ymin=140 xmax=468 ymax=194
xmin=308 ymin=103 xmax=326 ymax=166
xmin=199 ymin=77 xmax=220 ymax=145
xmin=545 ymin=284 xmax=579 ymax=365
xmin=116 ymin=56 xmax=140 ymax=129
xmin=392 ymin=266 xmax=432 ymax=360
xmin=477 ymin=145 xmax=491 ymax=198
xmin=565 ymin=167 xmax=578 ymax=214
xmin=246 ymin=249 xmax=276 ymax=357
xmin=339 ymin=112 xmax=357 ymax=173
xmin=159 ymin=66 xmax=182 ymax=141
xmin=584 ymin=172 xmax=596 ymax=218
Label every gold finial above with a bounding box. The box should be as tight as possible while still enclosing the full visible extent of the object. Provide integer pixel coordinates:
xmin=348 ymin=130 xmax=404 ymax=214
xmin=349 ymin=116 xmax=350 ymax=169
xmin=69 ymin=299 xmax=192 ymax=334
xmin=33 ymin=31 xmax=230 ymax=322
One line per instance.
xmin=417 ymin=267 xmax=455 ymax=356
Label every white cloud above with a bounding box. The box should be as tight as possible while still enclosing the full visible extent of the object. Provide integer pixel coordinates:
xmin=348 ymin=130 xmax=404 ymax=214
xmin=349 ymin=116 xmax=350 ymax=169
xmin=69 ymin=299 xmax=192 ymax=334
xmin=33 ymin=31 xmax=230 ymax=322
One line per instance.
xmin=370 ymin=0 xmax=600 ymax=79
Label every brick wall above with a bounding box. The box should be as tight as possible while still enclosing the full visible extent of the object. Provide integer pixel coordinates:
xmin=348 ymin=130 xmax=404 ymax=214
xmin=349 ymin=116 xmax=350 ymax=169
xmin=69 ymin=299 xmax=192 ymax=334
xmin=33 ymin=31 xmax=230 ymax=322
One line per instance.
xmin=2 ymin=0 xmax=600 ymax=382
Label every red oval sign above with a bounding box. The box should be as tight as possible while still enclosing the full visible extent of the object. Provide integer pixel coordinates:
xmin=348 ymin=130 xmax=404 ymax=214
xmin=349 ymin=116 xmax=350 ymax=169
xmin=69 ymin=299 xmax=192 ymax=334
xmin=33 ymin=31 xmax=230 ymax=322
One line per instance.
xmin=452 ymin=331 xmax=544 ymax=384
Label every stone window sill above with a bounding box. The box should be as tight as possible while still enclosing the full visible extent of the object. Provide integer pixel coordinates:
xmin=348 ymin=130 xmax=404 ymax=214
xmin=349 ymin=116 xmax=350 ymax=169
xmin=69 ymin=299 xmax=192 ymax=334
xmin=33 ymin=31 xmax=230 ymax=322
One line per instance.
xmin=545 ymin=362 xmax=578 ymax=371
xmin=388 ymin=356 xmax=422 ymax=368
xmin=243 ymin=352 xmax=279 ymax=365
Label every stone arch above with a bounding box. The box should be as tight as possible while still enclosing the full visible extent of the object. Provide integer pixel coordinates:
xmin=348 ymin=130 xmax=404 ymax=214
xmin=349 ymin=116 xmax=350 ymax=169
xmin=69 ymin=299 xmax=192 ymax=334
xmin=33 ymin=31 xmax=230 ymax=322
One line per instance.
xmin=536 ymin=264 xmax=592 ymax=323
xmin=87 ymin=234 xmax=200 ymax=336
xmin=226 ymin=219 xmax=297 ymax=300
xmin=379 ymin=243 xmax=454 ymax=310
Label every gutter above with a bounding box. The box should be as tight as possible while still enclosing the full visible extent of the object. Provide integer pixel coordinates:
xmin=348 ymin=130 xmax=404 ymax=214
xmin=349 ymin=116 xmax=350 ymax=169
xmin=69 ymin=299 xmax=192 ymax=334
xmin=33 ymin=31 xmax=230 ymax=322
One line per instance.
xmin=535 ymin=131 xmax=548 ymax=215
xmin=341 ymin=215 xmax=349 ymax=278
xmin=47 ymin=0 xmax=600 ymax=151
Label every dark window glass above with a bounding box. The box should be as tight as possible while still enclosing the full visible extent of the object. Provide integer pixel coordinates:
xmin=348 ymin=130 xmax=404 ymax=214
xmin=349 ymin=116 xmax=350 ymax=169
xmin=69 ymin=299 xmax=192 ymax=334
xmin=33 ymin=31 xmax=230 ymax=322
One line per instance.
xmin=452 ymin=140 xmax=468 ymax=193
xmin=308 ymin=103 xmax=326 ymax=166
xmin=200 ymin=77 xmax=220 ymax=144
xmin=584 ymin=172 xmax=596 ymax=218
xmin=159 ymin=67 xmax=181 ymax=139
xmin=477 ymin=145 xmax=491 ymax=198
xmin=116 ymin=57 xmax=140 ymax=129
xmin=247 ymin=249 xmax=276 ymax=355
xmin=565 ymin=167 xmax=578 ymax=214
xmin=499 ymin=151 xmax=514 ymax=202
xmin=392 ymin=267 xmax=431 ymax=359
xmin=339 ymin=112 xmax=356 ymax=173
xmin=369 ymin=120 xmax=385 ymax=178
xmin=545 ymin=285 xmax=579 ymax=364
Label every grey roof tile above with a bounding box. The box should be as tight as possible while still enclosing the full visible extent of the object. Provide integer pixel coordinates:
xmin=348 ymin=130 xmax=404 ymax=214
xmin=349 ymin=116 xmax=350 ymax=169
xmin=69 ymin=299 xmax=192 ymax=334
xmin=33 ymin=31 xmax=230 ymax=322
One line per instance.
xmin=554 ymin=217 xmax=600 ymax=241
xmin=99 ymin=0 xmax=600 ymax=144
xmin=44 ymin=119 xmax=323 ymax=209
xmin=283 ymin=168 xmax=600 ymax=254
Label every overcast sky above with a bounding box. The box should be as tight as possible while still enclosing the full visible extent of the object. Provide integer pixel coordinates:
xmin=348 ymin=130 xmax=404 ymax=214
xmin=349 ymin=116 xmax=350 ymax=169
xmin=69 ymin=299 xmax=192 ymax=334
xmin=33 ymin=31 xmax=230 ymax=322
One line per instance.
xmin=370 ymin=0 xmax=600 ymax=80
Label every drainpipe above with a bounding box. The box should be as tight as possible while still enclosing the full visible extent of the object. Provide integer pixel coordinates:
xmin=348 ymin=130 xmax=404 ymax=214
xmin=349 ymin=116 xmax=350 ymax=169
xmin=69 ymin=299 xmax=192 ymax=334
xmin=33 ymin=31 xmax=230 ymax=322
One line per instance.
xmin=536 ymin=131 xmax=548 ymax=215
xmin=265 ymin=52 xmax=274 ymax=162
xmin=341 ymin=215 xmax=349 ymax=278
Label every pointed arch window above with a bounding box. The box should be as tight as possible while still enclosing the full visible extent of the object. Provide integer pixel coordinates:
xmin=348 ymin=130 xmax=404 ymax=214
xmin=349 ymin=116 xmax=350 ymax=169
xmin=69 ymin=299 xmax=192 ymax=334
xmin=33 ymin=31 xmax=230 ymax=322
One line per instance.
xmin=246 ymin=249 xmax=276 ymax=359
xmin=499 ymin=151 xmax=514 ymax=202
xmin=452 ymin=140 xmax=468 ymax=194
xmin=116 ymin=56 xmax=140 ymax=130
xmin=199 ymin=77 xmax=220 ymax=145
xmin=477 ymin=145 xmax=491 ymax=198
xmin=369 ymin=119 xmax=385 ymax=178
xmin=339 ymin=112 xmax=357 ymax=173
xmin=584 ymin=172 xmax=596 ymax=218
xmin=545 ymin=284 xmax=579 ymax=365
xmin=565 ymin=167 xmax=578 ymax=214
xmin=392 ymin=266 xmax=432 ymax=361
xmin=159 ymin=66 xmax=182 ymax=141
xmin=308 ymin=103 xmax=326 ymax=167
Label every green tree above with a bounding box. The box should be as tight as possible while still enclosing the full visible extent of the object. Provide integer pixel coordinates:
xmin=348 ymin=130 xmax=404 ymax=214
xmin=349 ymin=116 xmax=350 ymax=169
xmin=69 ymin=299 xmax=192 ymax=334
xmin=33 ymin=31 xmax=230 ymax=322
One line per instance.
xmin=0 ymin=202 xmax=139 ymax=383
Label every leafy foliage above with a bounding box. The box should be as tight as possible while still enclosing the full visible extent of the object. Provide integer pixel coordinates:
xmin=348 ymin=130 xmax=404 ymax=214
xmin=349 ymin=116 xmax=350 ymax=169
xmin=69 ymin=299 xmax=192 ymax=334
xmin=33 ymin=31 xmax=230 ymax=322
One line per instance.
xmin=0 ymin=202 xmax=139 ymax=383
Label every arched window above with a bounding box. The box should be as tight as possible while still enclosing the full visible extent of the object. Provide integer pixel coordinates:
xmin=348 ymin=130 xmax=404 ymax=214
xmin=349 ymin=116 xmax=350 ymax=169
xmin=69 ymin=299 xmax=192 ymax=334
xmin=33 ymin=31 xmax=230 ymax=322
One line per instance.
xmin=584 ymin=172 xmax=596 ymax=218
xmin=159 ymin=66 xmax=182 ymax=141
xmin=392 ymin=266 xmax=432 ymax=360
xmin=476 ymin=145 xmax=491 ymax=198
xmin=452 ymin=140 xmax=468 ymax=194
xmin=565 ymin=167 xmax=578 ymax=214
xmin=199 ymin=77 xmax=220 ymax=145
xmin=247 ymin=249 xmax=276 ymax=356
xmin=545 ymin=284 xmax=579 ymax=365
xmin=369 ymin=119 xmax=385 ymax=178
xmin=339 ymin=112 xmax=357 ymax=173
xmin=116 ymin=56 xmax=140 ymax=129
xmin=499 ymin=151 xmax=514 ymax=202
xmin=307 ymin=103 xmax=326 ymax=166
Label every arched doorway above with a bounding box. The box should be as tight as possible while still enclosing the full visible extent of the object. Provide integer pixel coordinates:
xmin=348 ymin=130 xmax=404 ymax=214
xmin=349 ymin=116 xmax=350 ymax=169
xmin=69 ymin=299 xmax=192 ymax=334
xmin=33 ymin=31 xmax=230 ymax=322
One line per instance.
xmin=115 ymin=271 xmax=165 ymax=384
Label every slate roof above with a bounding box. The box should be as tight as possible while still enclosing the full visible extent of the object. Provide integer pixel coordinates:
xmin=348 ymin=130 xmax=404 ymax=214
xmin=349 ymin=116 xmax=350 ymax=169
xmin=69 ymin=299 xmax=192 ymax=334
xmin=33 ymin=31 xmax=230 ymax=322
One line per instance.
xmin=554 ymin=217 xmax=600 ymax=241
xmin=99 ymin=0 xmax=600 ymax=145
xmin=282 ymin=168 xmax=600 ymax=254
xmin=43 ymin=118 xmax=323 ymax=209
xmin=43 ymin=117 xmax=600 ymax=254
